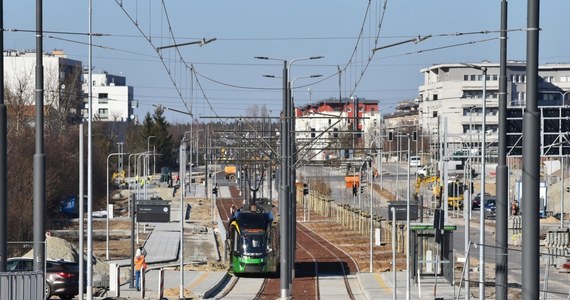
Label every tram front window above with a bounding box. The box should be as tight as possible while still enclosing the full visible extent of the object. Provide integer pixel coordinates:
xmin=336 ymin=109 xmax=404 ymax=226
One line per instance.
xmin=242 ymin=233 xmax=265 ymax=255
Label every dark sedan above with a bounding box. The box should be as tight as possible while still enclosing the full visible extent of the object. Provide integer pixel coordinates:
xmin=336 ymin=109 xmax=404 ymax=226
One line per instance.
xmin=7 ymin=257 xmax=81 ymax=300
xmin=472 ymin=192 xmax=491 ymax=210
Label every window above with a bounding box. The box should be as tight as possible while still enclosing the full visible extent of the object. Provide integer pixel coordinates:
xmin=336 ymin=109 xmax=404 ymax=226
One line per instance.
xmin=542 ymin=93 xmax=557 ymax=101
xmin=98 ymin=93 xmax=109 ymax=104
xmin=433 ymin=94 xmax=438 ymax=100
xmin=98 ymin=108 xmax=108 ymax=116
xmin=492 ymin=74 xmax=498 ymax=81
xmin=471 ymin=75 xmax=476 ymax=81
xmin=310 ymin=128 xmax=316 ymax=138
xmin=464 ymin=75 xmax=469 ymax=81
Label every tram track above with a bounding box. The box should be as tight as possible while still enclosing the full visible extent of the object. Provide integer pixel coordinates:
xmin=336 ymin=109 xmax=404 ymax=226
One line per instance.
xmin=215 ymin=187 xmax=363 ymax=299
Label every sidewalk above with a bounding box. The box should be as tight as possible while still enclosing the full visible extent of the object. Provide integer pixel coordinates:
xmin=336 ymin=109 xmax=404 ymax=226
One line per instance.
xmin=101 ymin=181 xmax=227 ymax=299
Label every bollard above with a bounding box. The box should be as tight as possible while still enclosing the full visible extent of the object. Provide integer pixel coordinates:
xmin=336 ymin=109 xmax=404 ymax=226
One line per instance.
xmin=141 ymin=268 xmax=145 ymax=298
xmin=109 ymin=263 xmax=120 ymax=297
xmin=158 ymin=268 xmax=164 ymax=299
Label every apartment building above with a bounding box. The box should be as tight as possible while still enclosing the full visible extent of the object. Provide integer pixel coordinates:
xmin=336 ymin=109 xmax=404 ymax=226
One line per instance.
xmin=3 ymin=49 xmax=83 ymax=115
xmin=82 ymin=71 xmax=136 ymax=122
xmin=3 ymin=49 xmax=136 ymax=124
xmin=417 ymin=61 xmax=570 ymax=153
xmin=295 ymin=97 xmax=380 ymax=161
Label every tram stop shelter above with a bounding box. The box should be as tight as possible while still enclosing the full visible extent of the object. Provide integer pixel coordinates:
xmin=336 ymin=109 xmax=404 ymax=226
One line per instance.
xmin=410 ymin=223 xmax=457 ymax=284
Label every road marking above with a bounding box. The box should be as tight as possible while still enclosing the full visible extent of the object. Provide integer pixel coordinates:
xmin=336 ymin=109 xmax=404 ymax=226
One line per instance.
xmin=373 ymin=272 xmax=392 ymax=294
xmin=188 ymin=271 xmax=209 ymax=290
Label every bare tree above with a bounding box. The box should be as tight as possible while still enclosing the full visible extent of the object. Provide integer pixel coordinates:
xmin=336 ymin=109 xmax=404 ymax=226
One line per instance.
xmin=4 ymin=71 xmax=35 ymax=134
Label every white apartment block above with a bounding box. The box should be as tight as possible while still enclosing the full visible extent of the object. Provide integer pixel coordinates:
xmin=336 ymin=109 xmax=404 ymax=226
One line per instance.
xmin=82 ymin=71 xmax=136 ymax=122
xmin=417 ymin=61 xmax=570 ymax=151
xmin=295 ymin=97 xmax=381 ymax=161
xmin=3 ymin=49 xmax=83 ymax=112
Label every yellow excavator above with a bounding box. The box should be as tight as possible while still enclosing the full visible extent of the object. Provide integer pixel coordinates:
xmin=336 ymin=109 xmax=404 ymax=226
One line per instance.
xmin=112 ymin=170 xmax=127 ymax=188
xmin=413 ymin=175 xmax=464 ymax=209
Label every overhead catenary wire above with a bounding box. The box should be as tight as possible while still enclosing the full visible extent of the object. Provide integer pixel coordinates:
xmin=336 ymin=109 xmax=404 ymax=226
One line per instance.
xmin=28 ymin=0 xmax=530 ymax=121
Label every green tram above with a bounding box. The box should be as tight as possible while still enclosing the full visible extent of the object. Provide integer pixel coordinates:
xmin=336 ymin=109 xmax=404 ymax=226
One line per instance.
xmin=226 ymin=202 xmax=279 ymax=274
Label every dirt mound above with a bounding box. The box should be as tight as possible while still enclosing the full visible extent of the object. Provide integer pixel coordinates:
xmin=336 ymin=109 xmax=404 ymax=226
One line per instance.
xmin=541 ymin=216 xmax=560 ymax=224
xmin=22 ymin=235 xmax=109 ymax=276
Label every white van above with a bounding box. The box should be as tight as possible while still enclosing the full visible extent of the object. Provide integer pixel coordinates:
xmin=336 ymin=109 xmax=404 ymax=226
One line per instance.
xmin=410 ymin=156 xmax=421 ymax=167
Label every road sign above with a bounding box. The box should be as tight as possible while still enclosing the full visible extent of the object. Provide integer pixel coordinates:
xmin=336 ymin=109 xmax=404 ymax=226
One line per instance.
xmin=136 ymin=200 xmax=171 ymax=223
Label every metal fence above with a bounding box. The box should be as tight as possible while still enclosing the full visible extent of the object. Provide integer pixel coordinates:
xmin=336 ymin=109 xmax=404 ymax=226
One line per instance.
xmin=0 ymin=271 xmax=44 ymax=300
xmin=1 ymin=241 xmax=46 ymax=300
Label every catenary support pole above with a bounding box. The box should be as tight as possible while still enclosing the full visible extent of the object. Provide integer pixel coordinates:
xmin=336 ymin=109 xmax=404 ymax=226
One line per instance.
xmin=86 ymin=0 xmax=94 ymax=297
xmin=0 ymin=0 xmax=6 ymax=273
xmin=280 ymin=60 xmax=290 ymax=299
xmin=495 ymin=1 xmax=509 ymax=299
xmin=522 ymin=0 xmax=540 ymax=299
xmin=33 ymin=0 xmax=46 ymax=285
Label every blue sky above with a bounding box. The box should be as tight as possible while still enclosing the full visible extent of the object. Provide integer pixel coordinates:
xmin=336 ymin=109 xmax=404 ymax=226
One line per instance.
xmin=4 ymin=1 xmax=570 ymax=123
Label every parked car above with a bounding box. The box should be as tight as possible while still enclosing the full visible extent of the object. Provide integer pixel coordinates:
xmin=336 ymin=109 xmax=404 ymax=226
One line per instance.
xmin=410 ymin=156 xmax=422 ymax=167
xmin=472 ymin=192 xmax=491 ymax=210
xmin=416 ymin=165 xmax=432 ymax=178
xmin=554 ymin=212 xmax=567 ymax=221
xmin=484 ymin=197 xmax=497 ymax=219
xmin=7 ymin=257 xmax=81 ymax=300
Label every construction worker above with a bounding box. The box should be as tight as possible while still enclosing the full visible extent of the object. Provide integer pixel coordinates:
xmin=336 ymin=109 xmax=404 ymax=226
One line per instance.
xmin=134 ymin=246 xmax=148 ymax=291
xmin=213 ymin=185 xmax=219 ymax=197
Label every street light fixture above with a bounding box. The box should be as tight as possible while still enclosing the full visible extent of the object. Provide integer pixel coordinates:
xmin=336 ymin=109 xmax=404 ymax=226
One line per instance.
xmin=156 ymin=38 xmax=216 ymax=51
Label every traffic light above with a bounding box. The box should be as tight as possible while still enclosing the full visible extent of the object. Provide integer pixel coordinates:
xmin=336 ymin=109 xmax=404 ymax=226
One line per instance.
xmin=412 ymin=131 xmax=417 ymax=141
xmin=388 ymin=131 xmax=394 ymax=141
xmin=360 ymin=186 xmax=364 ymax=193
xmin=303 ymin=183 xmax=309 ymax=195
xmin=185 ymin=204 xmax=192 ymax=220
xmin=566 ymin=187 xmax=570 ymax=193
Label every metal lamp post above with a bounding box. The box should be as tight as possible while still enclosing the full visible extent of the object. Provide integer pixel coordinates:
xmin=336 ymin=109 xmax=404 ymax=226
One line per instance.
xmin=462 ymin=63 xmax=487 ymax=299
xmin=147 ymin=136 xmax=155 ymax=176
xmin=106 ymin=152 xmax=126 ymax=260
xmin=479 ymin=67 xmax=487 ymax=300
xmin=179 ymin=138 xmax=188 ymax=299
xmin=406 ymin=135 xmax=411 ymax=300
